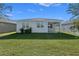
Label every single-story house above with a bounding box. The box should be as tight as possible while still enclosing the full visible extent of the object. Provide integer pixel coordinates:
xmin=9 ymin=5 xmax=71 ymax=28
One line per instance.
xmin=16 ymin=18 xmax=62 ymax=33
xmin=0 ymin=17 xmax=16 ymax=33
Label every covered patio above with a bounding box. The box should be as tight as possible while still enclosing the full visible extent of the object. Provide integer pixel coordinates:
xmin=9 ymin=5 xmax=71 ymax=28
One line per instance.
xmin=48 ymin=22 xmax=61 ymax=33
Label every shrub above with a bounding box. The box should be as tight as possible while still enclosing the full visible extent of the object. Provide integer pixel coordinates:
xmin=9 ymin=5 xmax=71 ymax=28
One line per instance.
xmin=25 ymin=28 xmax=32 ymax=34
xmin=20 ymin=28 xmax=24 ymax=34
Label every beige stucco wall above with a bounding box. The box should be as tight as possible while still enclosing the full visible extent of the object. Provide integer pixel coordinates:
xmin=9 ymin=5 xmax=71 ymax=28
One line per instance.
xmin=0 ymin=22 xmax=16 ymax=33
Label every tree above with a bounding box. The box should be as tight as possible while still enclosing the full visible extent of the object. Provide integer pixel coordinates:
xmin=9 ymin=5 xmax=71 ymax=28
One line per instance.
xmin=67 ymin=3 xmax=79 ymax=32
xmin=0 ymin=3 xmax=12 ymax=18
xmin=67 ymin=3 xmax=79 ymax=19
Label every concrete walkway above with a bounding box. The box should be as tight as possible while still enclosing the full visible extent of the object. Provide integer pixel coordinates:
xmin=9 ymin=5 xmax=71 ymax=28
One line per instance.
xmin=0 ymin=32 xmax=16 ymax=37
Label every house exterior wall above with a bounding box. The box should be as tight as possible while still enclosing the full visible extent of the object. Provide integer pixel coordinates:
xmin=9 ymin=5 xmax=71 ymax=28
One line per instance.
xmin=0 ymin=22 xmax=16 ymax=33
xmin=16 ymin=18 xmax=62 ymax=33
xmin=16 ymin=22 xmax=22 ymax=33
xmin=32 ymin=22 xmax=48 ymax=33
xmin=16 ymin=21 xmax=48 ymax=33
xmin=54 ymin=25 xmax=60 ymax=32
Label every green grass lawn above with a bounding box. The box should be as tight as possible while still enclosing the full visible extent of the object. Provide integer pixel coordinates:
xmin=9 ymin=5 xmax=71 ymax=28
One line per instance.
xmin=0 ymin=33 xmax=79 ymax=39
xmin=0 ymin=33 xmax=79 ymax=56
xmin=0 ymin=39 xmax=79 ymax=56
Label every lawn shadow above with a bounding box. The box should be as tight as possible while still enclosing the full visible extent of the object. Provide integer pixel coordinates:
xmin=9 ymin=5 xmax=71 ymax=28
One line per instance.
xmin=0 ymin=33 xmax=79 ymax=39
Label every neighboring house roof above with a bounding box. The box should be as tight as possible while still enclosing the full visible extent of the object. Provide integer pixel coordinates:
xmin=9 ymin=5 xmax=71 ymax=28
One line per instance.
xmin=0 ymin=17 xmax=16 ymax=24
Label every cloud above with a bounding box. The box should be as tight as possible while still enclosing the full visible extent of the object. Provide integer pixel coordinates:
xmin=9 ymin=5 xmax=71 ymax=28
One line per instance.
xmin=38 ymin=3 xmax=62 ymax=7
xmin=52 ymin=4 xmax=62 ymax=6
xmin=38 ymin=3 xmax=52 ymax=7
xmin=6 ymin=13 xmax=13 ymax=16
xmin=27 ymin=9 xmax=36 ymax=12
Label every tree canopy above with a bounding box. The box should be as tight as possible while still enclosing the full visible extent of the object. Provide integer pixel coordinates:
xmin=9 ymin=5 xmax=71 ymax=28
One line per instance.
xmin=67 ymin=3 xmax=79 ymax=31
xmin=67 ymin=3 xmax=79 ymax=19
xmin=0 ymin=3 xmax=12 ymax=18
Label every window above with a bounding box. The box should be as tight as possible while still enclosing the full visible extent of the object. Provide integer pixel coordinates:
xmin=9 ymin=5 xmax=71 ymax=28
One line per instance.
xmin=41 ymin=24 xmax=44 ymax=27
xmin=37 ymin=22 xmax=44 ymax=28
xmin=26 ymin=25 xmax=29 ymax=28
xmin=37 ymin=23 xmax=40 ymax=28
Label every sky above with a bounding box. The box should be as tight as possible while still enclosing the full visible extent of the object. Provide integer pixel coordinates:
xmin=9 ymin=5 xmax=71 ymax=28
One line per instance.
xmin=6 ymin=3 xmax=72 ymax=21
